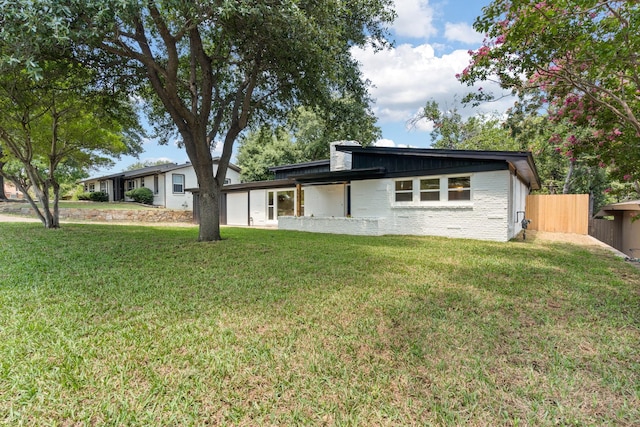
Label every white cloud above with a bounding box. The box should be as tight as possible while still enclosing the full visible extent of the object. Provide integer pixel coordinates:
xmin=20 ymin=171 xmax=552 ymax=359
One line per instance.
xmin=353 ymin=43 xmax=472 ymax=123
xmin=392 ymin=0 xmax=437 ymax=39
xmin=353 ymin=42 xmax=515 ymax=127
xmin=374 ymin=138 xmax=397 ymax=147
xmin=444 ymin=22 xmax=483 ymax=44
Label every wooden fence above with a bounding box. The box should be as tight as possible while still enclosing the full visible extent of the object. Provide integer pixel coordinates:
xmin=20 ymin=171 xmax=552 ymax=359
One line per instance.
xmin=589 ymin=218 xmax=621 ymax=250
xmin=525 ymin=194 xmax=590 ymax=234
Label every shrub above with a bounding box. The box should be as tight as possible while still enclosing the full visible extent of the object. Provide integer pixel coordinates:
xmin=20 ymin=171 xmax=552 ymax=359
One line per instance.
xmin=125 ymin=187 xmax=154 ymax=205
xmin=78 ymin=192 xmax=92 ymax=201
xmin=88 ymin=191 xmax=109 ymax=202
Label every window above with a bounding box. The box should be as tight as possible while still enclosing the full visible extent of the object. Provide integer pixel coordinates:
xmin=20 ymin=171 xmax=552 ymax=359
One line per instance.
xmin=100 ymin=181 xmax=107 ymax=193
xmin=224 ymin=178 xmax=231 ymax=185
xmin=268 ymin=191 xmax=275 ymax=220
xmin=448 ymin=177 xmax=471 ymax=201
xmin=420 ymin=178 xmax=440 ymax=201
xmin=88 ymin=183 xmax=95 ymax=192
xmin=268 ymin=190 xmax=295 ymax=220
xmin=277 ymin=191 xmax=294 ymax=217
xmin=172 ymin=174 xmax=185 ymax=193
xmin=153 ymin=176 xmax=159 ymax=194
xmin=127 ymin=180 xmax=135 ymax=191
xmin=140 ymin=177 xmax=145 ymax=187
xmin=395 ymin=180 xmax=413 ymax=202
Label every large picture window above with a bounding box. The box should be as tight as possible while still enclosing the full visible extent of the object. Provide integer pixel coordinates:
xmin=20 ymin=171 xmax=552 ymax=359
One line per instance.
xmin=448 ymin=177 xmax=471 ymax=201
xmin=268 ymin=190 xmax=295 ymax=220
xmin=172 ymin=174 xmax=185 ymax=193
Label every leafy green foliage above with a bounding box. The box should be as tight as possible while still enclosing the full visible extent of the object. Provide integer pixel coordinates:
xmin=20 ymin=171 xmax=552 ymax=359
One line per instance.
xmin=237 ymin=105 xmax=381 ymax=182
xmin=80 ymin=191 xmax=109 ymax=202
xmin=0 ymin=60 xmax=143 ymax=228
xmin=125 ymin=187 xmax=154 ymax=205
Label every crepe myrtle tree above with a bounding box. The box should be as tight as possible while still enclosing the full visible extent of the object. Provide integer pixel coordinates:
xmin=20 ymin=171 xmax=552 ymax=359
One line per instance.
xmin=1 ymin=0 xmax=395 ymax=241
xmin=459 ymin=0 xmax=640 ymax=190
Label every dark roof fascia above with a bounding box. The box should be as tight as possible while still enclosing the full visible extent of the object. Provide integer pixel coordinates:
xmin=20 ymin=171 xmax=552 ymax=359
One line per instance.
xmin=381 ymin=162 xmax=509 ymax=179
xmin=293 ymin=167 xmax=386 ymax=184
xmin=268 ymin=159 xmax=330 ymax=172
xmin=205 ymin=179 xmax=296 ymax=193
xmin=335 ymin=145 xmax=541 ymax=190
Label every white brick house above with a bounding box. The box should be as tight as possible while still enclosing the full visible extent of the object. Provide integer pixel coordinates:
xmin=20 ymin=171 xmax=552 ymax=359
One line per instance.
xmin=222 ymin=143 xmax=540 ymax=242
xmin=81 ymin=159 xmax=241 ymax=209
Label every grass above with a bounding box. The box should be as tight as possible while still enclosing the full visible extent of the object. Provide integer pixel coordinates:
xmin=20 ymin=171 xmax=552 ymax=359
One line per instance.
xmin=0 ymin=223 xmax=638 ymax=426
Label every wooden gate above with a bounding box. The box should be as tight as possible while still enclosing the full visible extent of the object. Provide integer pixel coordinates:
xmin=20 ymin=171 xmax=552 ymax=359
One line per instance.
xmin=525 ymin=194 xmax=589 ymax=234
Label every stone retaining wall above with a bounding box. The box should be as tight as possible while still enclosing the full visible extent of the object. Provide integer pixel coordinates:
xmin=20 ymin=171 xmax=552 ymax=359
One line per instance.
xmin=0 ymin=203 xmax=194 ymax=223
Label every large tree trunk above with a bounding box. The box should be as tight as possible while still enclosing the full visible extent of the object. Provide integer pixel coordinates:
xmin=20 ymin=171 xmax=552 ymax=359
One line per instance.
xmin=183 ymin=130 xmax=222 ymax=241
xmin=196 ymin=173 xmax=221 ymax=241
xmin=0 ymin=175 xmax=6 ymax=200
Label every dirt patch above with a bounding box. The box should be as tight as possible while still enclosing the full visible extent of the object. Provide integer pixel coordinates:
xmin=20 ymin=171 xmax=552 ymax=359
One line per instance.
xmin=526 ymin=230 xmax=628 ymax=258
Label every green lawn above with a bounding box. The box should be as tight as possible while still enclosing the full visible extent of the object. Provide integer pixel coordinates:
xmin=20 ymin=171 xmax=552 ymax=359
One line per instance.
xmin=1 ymin=224 xmax=638 ymax=426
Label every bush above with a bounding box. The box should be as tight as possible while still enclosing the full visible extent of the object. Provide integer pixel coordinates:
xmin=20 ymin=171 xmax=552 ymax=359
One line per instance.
xmin=89 ymin=191 xmax=109 ymax=202
xmin=125 ymin=187 xmax=154 ymax=205
xmin=78 ymin=192 xmax=92 ymax=201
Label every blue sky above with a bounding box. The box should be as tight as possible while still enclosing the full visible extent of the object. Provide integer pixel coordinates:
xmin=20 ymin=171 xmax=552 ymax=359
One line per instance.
xmin=100 ymin=0 xmax=501 ymax=174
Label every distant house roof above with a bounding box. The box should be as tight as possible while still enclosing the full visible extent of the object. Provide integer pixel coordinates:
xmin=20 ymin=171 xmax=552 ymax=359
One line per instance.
xmin=80 ymin=158 xmax=240 ymax=183
xmin=596 ymin=200 xmax=640 ymax=216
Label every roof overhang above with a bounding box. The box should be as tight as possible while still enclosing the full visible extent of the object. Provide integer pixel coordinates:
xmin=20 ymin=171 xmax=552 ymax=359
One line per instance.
xmin=596 ymin=200 xmax=640 ymax=216
xmin=335 ymin=145 xmax=541 ymax=190
xmin=293 ymin=167 xmax=386 ymax=184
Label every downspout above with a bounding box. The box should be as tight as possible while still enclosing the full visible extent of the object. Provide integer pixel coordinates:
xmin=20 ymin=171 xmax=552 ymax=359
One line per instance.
xmin=247 ymin=190 xmax=251 ymax=226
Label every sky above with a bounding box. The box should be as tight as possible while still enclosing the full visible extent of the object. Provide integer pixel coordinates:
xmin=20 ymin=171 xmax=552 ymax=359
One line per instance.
xmin=99 ymin=0 xmax=505 ymax=175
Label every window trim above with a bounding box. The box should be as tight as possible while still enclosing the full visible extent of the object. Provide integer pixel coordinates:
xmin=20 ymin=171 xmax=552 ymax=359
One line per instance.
xmin=392 ymin=175 xmax=472 ymax=206
xmin=394 ymin=180 xmax=414 ymax=202
xmin=172 ymin=174 xmax=185 ymax=194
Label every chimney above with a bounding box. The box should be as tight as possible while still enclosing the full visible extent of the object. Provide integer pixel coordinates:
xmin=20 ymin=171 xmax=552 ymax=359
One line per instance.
xmin=330 ymin=141 xmax=361 ymax=171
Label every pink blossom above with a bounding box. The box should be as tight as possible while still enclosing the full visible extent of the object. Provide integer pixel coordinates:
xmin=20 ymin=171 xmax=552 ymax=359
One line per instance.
xmin=604 ymin=188 xmax=611 ymax=193
xmin=624 ymin=174 xmax=632 ymax=181
xmin=613 ymin=128 xmax=622 ymax=136
xmin=495 ymin=34 xmax=506 ymax=44
xmin=599 ymin=162 xmax=606 ymax=168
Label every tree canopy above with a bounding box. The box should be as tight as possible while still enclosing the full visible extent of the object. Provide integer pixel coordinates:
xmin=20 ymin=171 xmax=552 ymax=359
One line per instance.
xmin=459 ymin=0 xmax=640 ymax=186
xmin=0 ymin=0 xmax=395 ymax=240
xmin=0 ymin=60 xmax=143 ymax=228
xmin=237 ymin=105 xmax=381 ymax=182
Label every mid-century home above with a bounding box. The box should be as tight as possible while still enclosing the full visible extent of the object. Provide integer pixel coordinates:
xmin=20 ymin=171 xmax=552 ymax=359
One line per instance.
xmin=219 ymin=142 xmax=541 ymax=242
xmin=81 ymin=159 xmax=241 ymax=210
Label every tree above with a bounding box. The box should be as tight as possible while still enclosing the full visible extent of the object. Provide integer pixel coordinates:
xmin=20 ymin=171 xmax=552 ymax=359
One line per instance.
xmin=0 ymin=60 xmax=143 ymax=228
xmin=0 ymin=0 xmax=394 ymax=241
xmin=125 ymin=159 xmax=174 ymax=171
xmin=459 ymin=0 xmax=640 ymax=186
xmin=237 ymin=104 xmax=381 ymax=181
xmin=412 ymin=99 xmax=518 ymax=150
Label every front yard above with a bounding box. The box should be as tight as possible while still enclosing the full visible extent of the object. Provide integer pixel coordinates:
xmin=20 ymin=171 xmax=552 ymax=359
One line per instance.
xmin=1 ymin=224 xmax=638 ymax=425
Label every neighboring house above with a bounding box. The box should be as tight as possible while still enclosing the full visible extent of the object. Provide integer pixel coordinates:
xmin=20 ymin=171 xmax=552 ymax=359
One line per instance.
xmin=220 ymin=142 xmax=541 ymax=242
xmin=3 ymin=180 xmax=24 ymax=200
xmin=81 ymin=159 xmax=241 ymax=210
xmin=594 ymin=200 xmax=640 ymax=257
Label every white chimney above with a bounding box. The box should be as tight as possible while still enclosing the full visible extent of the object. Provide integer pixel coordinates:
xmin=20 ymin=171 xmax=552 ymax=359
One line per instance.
xmin=330 ymin=141 xmax=361 ymax=171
